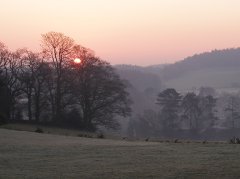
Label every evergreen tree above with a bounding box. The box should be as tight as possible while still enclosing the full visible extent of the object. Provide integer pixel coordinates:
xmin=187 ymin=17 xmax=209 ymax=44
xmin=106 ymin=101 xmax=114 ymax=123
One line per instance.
xmin=156 ymin=88 xmax=181 ymax=129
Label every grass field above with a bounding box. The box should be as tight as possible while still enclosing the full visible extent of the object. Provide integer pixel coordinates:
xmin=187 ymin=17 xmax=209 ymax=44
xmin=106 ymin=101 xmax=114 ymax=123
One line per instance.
xmin=0 ymin=129 xmax=240 ymax=179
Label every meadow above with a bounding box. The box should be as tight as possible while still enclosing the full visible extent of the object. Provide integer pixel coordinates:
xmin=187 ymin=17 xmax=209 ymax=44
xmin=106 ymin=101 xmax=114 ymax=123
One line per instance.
xmin=0 ymin=128 xmax=240 ymax=179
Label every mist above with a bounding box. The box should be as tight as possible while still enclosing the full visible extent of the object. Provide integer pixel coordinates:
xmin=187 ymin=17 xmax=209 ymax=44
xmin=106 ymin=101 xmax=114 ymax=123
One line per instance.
xmin=115 ymin=48 xmax=240 ymax=141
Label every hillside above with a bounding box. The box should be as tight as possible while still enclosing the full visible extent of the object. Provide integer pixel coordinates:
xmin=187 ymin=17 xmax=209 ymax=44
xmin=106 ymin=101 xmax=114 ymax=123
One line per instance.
xmin=161 ymin=48 xmax=240 ymax=91
xmin=115 ymin=65 xmax=162 ymax=92
xmin=116 ymin=48 xmax=240 ymax=92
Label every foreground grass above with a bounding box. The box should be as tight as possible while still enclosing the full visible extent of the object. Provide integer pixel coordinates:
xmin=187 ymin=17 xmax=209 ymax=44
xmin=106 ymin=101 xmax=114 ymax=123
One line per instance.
xmin=0 ymin=129 xmax=240 ymax=178
xmin=0 ymin=123 xmax=98 ymax=138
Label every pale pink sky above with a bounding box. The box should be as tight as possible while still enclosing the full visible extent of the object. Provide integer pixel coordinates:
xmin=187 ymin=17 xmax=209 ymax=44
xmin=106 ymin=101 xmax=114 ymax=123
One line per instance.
xmin=1 ymin=0 xmax=240 ymax=66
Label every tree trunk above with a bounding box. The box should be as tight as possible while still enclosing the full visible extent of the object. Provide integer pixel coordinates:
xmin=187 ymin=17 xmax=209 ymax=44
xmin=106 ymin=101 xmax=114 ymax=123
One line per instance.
xmin=34 ymin=88 xmax=40 ymax=122
xmin=27 ymin=92 xmax=32 ymax=121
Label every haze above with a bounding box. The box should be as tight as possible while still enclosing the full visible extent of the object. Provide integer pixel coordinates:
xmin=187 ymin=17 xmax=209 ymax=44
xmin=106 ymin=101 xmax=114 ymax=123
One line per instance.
xmin=1 ymin=0 xmax=240 ymax=65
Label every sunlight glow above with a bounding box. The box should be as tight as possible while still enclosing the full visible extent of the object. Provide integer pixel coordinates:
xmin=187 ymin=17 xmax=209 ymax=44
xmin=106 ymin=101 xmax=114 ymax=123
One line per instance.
xmin=74 ymin=58 xmax=81 ymax=64
xmin=1 ymin=0 xmax=240 ymax=65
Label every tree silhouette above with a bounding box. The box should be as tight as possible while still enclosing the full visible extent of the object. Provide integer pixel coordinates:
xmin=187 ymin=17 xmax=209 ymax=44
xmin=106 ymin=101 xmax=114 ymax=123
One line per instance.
xmin=156 ymin=88 xmax=181 ymax=129
xmin=181 ymin=92 xmax=201 ymax=129
xmin=71 ymin=54 xmax=131 ymax=130
xmin=41 ymin=32 xmax=75 ymax=121
xmin=224 ymin=95 xmax=240 ymax=129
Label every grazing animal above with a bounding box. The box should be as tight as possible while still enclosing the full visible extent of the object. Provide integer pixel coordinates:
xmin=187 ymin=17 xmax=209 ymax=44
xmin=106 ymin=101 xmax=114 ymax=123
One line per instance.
xmin=236 ymin=138 xmax=240 ymax=144
xmin=145 ymin=137 xmax=149 ymax=142
xmin=174 ymin=139 xmax=179 ymax=143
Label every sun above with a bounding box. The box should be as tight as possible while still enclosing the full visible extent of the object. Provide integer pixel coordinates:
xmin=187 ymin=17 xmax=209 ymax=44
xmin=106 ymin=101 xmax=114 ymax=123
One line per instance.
xmin=74 ymin=58 xmax=81 ymax=64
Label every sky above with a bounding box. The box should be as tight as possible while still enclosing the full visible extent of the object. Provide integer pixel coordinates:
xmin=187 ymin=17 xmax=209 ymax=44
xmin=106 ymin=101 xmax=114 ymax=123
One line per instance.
xmin=1 ymin=0 xmax=240 ymax=66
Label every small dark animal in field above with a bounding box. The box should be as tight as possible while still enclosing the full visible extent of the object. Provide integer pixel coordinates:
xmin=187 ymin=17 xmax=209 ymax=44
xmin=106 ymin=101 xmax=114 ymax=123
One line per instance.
xmin=35 ymin=127 xmax=43 ymax=133
xmin=145 ymin=137 xmax=149 ymax=142
xmin=202 ymin=140 xmax=207 ymax=144
xmin=77 ymin=134 xmax=84 ymax=137
xmin=78 ymin=134 xmax=93 ymax=138
xmin=229 ymin=136 xmax=240 ymax=144
xmin=174 ymin=139 xmax=179 ymax=143
xmin=97 ymin=133 xmax=104 ymax=139
xmin=122 ymin=137 xmax=127 ymax=140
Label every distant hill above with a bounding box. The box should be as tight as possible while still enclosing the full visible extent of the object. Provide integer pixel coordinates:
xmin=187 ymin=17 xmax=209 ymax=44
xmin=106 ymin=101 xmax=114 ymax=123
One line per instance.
xmin=115 ymin=48 xmax=240 ymax=92
xmin=115 ymin=64 xmax=162 ymax=92
xmin=162 ymin=48 xmax=240 ymax=79
xmin=161 ymin=48 xmax=240 ymax=91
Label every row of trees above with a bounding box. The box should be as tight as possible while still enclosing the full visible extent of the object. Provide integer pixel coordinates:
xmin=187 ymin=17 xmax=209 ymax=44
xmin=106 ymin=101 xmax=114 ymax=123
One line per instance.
xmin=0 ymin=32 xmax=131 ymax=131
xmin=128 ymin=87 xmax=240 ymax=137
xmin=157 ymin=88 xmax=217 ymax=130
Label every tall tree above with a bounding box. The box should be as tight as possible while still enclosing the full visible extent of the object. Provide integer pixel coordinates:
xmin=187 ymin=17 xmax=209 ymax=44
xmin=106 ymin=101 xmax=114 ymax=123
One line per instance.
xmin=32 ymin=61 xmax=51 ymax=122
xmin=198 ymin=95 xmax=218 ymax=129
xmin=18 ymin=50 xmax=50 ymax=121
xmin=181 ymin=92 xmax=201 ymax=129
xmin=41 ymin=32 xmax=75 ymax=121
xmin=71 ymin=50 xmax=131 ymax=130
xmin=156 ymin=88 xmax=181 ymax=129
xmin=18 ymin=49 xmax=36 ymax=121
xmin=0 ymin=47 xmax=22 ymax=120
xmin=224 ymin=95 xmax=240 ymax=129
xmin=0 ymin=73 xmax=11 ymax=124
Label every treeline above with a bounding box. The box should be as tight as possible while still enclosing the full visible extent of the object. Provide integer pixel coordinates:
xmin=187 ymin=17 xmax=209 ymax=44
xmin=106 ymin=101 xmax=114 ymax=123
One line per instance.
xmin=128 ymin=87 xmax=240 ymax=139
xmin=0 ymin=32 xmax=131 ymax=131
xmin=161 ymin=48 xmax=240 ymax=80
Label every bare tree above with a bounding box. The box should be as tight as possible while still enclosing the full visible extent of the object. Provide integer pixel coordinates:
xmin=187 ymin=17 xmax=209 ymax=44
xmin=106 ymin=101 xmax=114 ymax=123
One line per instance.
xmin=181 ymin=92 xmax=201 ymax=129
xmin=17 ymin=49 xmax=35 ymax=121
xmin=0 ymin=48 xmax=22 ymax=120
xmin=0 ymin=42 xmax=11 ymax=122
xmin=17 ymin=49 xmax=50 ymax=121
xmin=33 ymin=61 xmax=51 ymax=122
xmin=224 ymin=95 xmax=240 ymax=129
xmin=71 ymin=53 xmax=131 ymax=130
xmin=41 ymin=32 xmax=75 ymax=121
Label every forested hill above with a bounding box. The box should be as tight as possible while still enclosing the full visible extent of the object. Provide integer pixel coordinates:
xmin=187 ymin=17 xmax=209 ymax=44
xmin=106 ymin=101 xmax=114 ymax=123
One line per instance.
xmin=162 ymin=48 xmax=240 ymax=81
xmin=114 ymin=65 xmax=162 ymax=92
xmin=115 ymin=48 xmax=240 ymax=91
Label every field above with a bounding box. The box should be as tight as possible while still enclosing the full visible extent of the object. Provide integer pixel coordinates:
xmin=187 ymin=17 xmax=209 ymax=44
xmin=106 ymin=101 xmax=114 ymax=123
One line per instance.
xmin=0 ymin=129 xmax=240 ymax=178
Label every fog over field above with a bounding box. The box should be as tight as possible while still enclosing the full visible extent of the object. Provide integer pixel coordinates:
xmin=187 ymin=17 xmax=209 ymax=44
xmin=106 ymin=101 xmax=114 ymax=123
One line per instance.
xmin=114 ymin=48 xmax=240 ymax=139
xmin=1 ymin=1 xmax=240 ymax=178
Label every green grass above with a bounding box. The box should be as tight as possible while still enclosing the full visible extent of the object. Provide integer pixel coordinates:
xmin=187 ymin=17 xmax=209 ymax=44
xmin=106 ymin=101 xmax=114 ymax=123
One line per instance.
xmin=0 ymin=129 xmax=240 ymax=178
